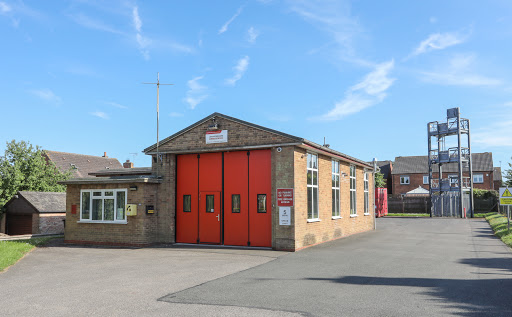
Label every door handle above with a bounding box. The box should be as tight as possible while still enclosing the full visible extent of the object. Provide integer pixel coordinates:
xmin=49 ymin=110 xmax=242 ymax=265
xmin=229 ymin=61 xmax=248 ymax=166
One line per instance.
xmin=216 ymin=214 xmax=220 ymax=221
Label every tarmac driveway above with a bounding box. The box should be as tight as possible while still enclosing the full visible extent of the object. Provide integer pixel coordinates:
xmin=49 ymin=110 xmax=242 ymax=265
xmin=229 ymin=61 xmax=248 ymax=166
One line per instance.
xmin=1 ymin=218 xmax=512 ymax=316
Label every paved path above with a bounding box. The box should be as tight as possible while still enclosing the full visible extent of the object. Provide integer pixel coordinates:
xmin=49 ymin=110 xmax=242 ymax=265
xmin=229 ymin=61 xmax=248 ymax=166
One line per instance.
xmin=1 ymin=218 xmax=512 ymax=316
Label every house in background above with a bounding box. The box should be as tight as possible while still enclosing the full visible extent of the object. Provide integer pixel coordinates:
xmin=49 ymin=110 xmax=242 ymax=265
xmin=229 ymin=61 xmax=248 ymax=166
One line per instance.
xmin=3 ymin=191 xmax=66 ymax=235
xmin=43 ymin=151 xmax=124 ymax=178
xmin=374 ymin=160 xmax=393 ymax=194
xmin=391 ymin=152 xmax=495 ymax=196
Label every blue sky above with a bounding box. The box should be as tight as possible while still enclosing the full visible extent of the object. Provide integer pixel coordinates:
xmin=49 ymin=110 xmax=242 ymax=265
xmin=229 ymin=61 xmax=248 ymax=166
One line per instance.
xmin=1 ymin=0 xmax=511 ymax=174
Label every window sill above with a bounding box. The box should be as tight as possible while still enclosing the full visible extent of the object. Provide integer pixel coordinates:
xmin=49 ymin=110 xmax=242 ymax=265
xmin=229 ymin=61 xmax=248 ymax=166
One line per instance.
xmin=331 ymin=216 xmax=342 ymax=220
xmin=350 ymin=214 xmax=358 ymax=218
xmin=364 ymin=213 xmax=371 ymax=216
xmin=77 ymin=220 xmax=128 ymax=224
xmin=307 ymin=218 xmax=321 ymax=223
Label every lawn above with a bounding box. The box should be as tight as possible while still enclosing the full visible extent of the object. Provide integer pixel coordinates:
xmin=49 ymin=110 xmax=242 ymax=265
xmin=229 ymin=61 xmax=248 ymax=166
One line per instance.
xmin=0 ymin=237 xmax=59 ymax=272
xmin=386 ymin=213 xmax=430 ymax=217
xmin=484 ymin=213 xmax=512 ymax=248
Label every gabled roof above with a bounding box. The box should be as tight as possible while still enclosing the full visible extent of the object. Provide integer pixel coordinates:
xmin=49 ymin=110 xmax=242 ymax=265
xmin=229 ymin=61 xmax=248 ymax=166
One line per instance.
xmin=143 ymin=112 xmax=303 ymax=153
xmin=406 ymin=186 xmax=429 ymax=195
xmin=367 ymin=160 xmax=393 ymax=178
xmin=17 ymin=191 xmax=66 ymax=213
xmin=392 ymin=152 xmax=493 ymax=174
xmin=143 ymin=112 xmax=373 ymax=168
xmin=44 ymin=150 xmax=123 ymax=178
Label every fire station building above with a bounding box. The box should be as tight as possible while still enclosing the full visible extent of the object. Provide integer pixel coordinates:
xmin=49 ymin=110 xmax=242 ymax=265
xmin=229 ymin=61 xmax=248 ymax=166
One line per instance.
xmin=62 ymin=113 xmax=375 ymax=251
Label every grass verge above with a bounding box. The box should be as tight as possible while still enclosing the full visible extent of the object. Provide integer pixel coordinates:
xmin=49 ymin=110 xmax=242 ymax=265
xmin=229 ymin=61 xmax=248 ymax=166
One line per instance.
xmin=386 ymin=213 xmax=430 ymax=217
xmin=0 ymin=236 xmax=59 ymax=272
xmin=484 ymin=213 xmax=512 ymax=248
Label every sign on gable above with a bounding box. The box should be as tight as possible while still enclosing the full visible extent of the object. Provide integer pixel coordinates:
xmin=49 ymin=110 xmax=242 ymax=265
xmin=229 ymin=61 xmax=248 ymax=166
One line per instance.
xmin=206 ymin=130 xmax=228 ymax=144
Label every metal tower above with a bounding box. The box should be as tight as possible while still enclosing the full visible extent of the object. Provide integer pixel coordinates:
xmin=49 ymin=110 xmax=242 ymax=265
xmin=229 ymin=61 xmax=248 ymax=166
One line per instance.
xmin=427 ymin=107 xmax=474 ymax=217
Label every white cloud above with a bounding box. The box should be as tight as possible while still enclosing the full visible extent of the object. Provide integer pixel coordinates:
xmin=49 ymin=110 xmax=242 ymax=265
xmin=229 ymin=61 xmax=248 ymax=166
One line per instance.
xmin=68 ymin=13 xmax=123 ymax=34
xmin=429 ymin=17 xmax=437 ymax=24
xmin=184 ymin=76 xmax=208 ymax=109
xmin=247 ymin=27 xmax=259 ymax=44
xmin=132 ymin=6 xmax=150 ymax=60
xmin=132 ymin=6 xmax=142 ymax=32
xmin=289 ymin=0 xmax=369 ymax=66
xmin=316 ymin=60 xmax=395 ymax=120
xmin=218 ymin=7 xmax=243 ymax=34
xmin=421 ymin=54 xmax=502 ymax=86
xmin=473 ymin=119 xmax=512 ymax=147
xmin=411 ymin=31 xmax=467 ymax=57
xmin=104 ymin=101 xmax=128 ymax=109
xmin=90 ymin=111 xmax=109 ymax=120
xmin=225 ymin=56 xmax=250 ymax=86
xmin=0 ymin=2 xmax=11 ymax=14
xmin=30 ymin=89 xmax=62 ymax=105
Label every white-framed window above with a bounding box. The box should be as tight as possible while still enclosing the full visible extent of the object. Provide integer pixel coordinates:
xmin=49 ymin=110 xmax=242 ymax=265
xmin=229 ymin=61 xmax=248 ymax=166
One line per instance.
xmin=423 ymin=175 xmax=429 ymax=185
xmin=364 ymin=172 xmax=369 ymax=215
xmin=400 ymin=176 xmax=410 ymax=185
xmin=473 ymin=174 xmax=484 ymax=184
xmin=80 ymin=189 xmax=127 ymax=223
xmin=350 ymin=165 xmax=357 ymax=216
xmin=307 ymin=153 xmax=319 ymax=220
xmin=332 ymin=160 xmax=340 ymax=218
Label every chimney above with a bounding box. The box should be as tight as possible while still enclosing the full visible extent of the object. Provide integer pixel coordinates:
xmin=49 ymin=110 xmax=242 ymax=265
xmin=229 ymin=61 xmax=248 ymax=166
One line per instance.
xmin=103 ymin=152 xmax=108 ymax=158
xmin=123 ymin=160 xmax=134 ymax=168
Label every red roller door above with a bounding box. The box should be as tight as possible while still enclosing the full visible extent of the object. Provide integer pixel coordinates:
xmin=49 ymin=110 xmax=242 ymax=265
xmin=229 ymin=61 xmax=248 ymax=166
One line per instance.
xmin=176 ymin=154 xmax=199 ymax=243
xmin=248 ymin=150 xmax=272 ymax=247
xmin=7 ymin=214 xmax=33 ymax=235
xmin=224 ymin=151 xmax=249 ymax=246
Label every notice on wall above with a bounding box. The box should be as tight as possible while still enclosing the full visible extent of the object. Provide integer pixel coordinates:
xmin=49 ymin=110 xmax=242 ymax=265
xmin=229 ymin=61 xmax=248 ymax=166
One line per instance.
xmin=277 ymin=188 xmax=294 ymax=207
xmin=206 ymin=130 xmax=228 ymax=144
xmin=499 ymin=187 xmax=512 ymax=206
xmin=279 ymin=207 xmax=291 ymax=226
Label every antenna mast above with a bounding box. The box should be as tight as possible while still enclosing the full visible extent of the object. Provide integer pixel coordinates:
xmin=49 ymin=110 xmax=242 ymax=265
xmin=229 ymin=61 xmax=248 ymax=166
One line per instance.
xmin=143 ymin=72 xmax=173 ymax=176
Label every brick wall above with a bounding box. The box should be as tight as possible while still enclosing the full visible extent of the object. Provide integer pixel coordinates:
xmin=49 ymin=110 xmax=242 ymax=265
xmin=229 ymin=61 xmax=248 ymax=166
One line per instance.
xmin=271 ymin=146 xmax=295 ymax=250
xmin=39 ymin=213 xmax=65 ymax=234
xmin=392 ymin=171 xmax=495 ymax=195
xmin=293 ymin=148 xmax=374 ymax=250
xmin=64 ymin=182 xmax=169 ymax=246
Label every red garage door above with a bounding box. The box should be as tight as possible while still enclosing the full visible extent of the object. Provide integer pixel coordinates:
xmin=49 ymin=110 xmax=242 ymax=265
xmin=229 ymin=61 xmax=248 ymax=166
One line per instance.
xmin=176 ymin=150 xmax=271 ymax=247
xmin=7 ymin=214 xmax=33 ymax=235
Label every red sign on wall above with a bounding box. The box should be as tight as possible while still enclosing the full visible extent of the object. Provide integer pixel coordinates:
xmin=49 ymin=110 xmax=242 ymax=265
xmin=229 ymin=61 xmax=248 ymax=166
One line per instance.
xmin=277 ymin=188 xmax=294 ymax=207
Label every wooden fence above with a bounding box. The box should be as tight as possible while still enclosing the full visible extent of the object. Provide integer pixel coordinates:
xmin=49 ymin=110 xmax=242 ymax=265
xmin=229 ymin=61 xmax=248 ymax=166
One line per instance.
xmin=388 ymin=196 xmax=500 ymax=215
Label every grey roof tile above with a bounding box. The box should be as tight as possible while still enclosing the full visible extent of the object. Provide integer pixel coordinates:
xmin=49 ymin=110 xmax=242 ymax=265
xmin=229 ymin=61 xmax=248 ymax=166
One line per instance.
xmin=44 ymin=150 xmax=123 ymax=178
xmin=18 ymin=191 xmax=66 ymax=213
xmin=392 ymin=152 xmax=493 ymax=174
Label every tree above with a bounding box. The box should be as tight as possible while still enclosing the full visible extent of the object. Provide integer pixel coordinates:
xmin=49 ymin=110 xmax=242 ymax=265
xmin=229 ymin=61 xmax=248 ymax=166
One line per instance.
xmin=375 ymin=171 xmax=386 ymax=188
xmin=505 ymin=157 xmax=512 ymax=187
xmin=0 ymin=140 xmax=70 ymax=212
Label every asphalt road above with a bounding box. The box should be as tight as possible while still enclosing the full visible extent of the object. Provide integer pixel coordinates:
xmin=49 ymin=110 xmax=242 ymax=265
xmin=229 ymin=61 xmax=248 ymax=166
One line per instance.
xmin=1 ymin=218 xmax=512 ymax=316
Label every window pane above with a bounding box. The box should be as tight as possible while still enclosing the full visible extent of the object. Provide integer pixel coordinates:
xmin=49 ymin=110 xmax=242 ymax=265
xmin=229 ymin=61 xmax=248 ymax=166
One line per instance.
xmin=307 ymin=188 xmax=312 ymax=219
xmin=332 ymin=174 xmax=335 ymax=188
xmin=307 ymin=170 xmax=312 ymax=185
xmin=257 ymin=194 xmax=267 ymax=213
xmin=104 ymin=199 xmax=114 ymax=221
xmin=92 ymin=199 xmax=102 ymax=220
xmin=336 ymin=162 xmax=339 ymax=173
xmin=336 ymin=191 xmax=340 ymax=216
xmin=313 ymin=171 xmax=318 ymax=186
xmin=307 ymin=153 xmax=312 ymax=168
xmin=81 ymin=192 xmax=90 ymax=220
xmin=336 ymin=175 xmax=339 ymax=187
xmin=105 ymin=191 xmax=114 ymax=196
xmin=93 ymin=192 xmax=101 ymax=197
xmin=232 ymin=194 xmax=240 ymax=213
xmin=313 ymin=155 xmax=318 ymax=169
xmin=183 ymin=195 xmax=191 ymax=212
xmin=332 ymin=189 xmax=336 ymax=216
xmin=206 ymin=195 xmax=214 ymax=213
xmin=116 ymin=191 xmax=126 ymax=220
xmin=313 ymin=188 xmax=318 ymax=218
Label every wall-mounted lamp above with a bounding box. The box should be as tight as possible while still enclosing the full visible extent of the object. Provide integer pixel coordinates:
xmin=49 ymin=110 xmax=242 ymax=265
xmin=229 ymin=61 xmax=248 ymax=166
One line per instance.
xmin=130 ymin=186 xmax=138 ymax=191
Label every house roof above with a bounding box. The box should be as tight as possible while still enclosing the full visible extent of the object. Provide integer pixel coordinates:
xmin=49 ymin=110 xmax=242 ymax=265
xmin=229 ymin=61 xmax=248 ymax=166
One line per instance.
xmin=89 ymin=167 xmax=152 ymax=177
xmin=367 ymin=160 xmax=393 ymax=178
xmin=392 ymin=152 xmax=493 ymax=174
xmin=406 ymin=186 xmax=429 ymax=195
xmin=17 ymin=191 xmax=66 ymax=213
xmin=44 ymin=150 xmax=123 ymax=178
xmin=143 ymin=112 xmax=373 ymax=168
